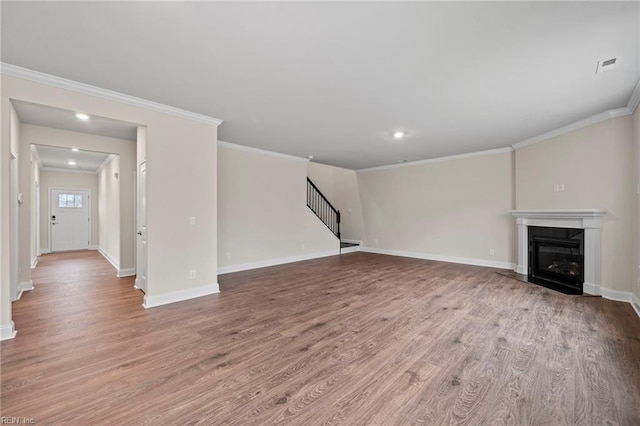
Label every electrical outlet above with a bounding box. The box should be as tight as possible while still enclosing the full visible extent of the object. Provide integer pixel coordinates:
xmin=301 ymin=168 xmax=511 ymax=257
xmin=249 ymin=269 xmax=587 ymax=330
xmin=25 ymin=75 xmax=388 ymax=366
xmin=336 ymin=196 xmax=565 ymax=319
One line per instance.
xmin=374 ymin=238 xmax=379 ymax=245
xmin=489 ymin=249 xmax=495 ymax=256
xmin=553 ymin=184 xmax=565 ymax=192
xmin=225 ymin=252 xmax=231 ymax=260
xmin=301 ymin=243 xmax=305 ymax=250
xmin=189 ymin=270 xmax=196 ymax=279
xmin=189 ymin=216 xmax=196 ymax=225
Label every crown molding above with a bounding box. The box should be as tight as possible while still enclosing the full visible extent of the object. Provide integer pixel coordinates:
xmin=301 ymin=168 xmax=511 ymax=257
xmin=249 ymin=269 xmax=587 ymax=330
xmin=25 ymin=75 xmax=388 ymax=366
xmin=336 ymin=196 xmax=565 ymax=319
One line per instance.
xmin=356 ymin=147 xmax=513 ymax=173
xmin=1 ymin=62 xmax=223 ymax=128
xmin=628 ymin=78 xmax=640 ymax=113
xmin=40 ymin=166 xmax=98 ymax=175
xmin=512 ymin=107 xmax=632 ymax=150
xmin=218 ymin=140 xmax=309 ymax=163
xmin=30 ymin=144 xmax=43 ymax=168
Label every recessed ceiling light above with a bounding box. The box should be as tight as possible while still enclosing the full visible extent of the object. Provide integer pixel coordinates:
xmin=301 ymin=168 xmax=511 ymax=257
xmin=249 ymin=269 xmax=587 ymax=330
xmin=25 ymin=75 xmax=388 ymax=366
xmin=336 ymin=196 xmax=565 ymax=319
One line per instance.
xmin=68 ymin=161 xmax=76 ymax=166
xmin=76 ymin=113 xmax=90 ymax=120
xmin=393 ymin=131 xmax=405 ymax=139
xmin=71 ymin=148 xmax=79 ymax=152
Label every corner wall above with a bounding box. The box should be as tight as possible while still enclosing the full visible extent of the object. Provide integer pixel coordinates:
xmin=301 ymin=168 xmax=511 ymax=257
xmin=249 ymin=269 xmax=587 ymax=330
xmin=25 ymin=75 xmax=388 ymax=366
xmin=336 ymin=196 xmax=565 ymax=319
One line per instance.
xmin=218 ymin=143 xmax=338 ymax=273
xmin=632 ymin=106 xmax=640 ymax=305
xmin=98 ymin=156 xmax=121 ymax=268
xmin=515 ymin=116 xmax=634 ymax=294
xmin=357 ymin=150 xmax=516 ymax=268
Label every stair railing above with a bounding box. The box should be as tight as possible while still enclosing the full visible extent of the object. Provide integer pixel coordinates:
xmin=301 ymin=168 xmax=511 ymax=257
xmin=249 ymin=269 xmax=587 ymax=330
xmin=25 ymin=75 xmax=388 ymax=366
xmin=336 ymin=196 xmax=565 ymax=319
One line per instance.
xmin=306 ymin=177 xmax=340 ymax=239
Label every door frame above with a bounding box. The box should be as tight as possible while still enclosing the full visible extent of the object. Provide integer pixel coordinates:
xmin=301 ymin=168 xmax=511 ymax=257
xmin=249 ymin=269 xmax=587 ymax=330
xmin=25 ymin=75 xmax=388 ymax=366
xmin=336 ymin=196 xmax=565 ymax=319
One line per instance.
xmin=48 ymin=187 xmax=92 ymax=252
xmin=135 ymin=160 xmax=146 ymax=293
xmin=10 ymin=153 xmax=18 ymax=301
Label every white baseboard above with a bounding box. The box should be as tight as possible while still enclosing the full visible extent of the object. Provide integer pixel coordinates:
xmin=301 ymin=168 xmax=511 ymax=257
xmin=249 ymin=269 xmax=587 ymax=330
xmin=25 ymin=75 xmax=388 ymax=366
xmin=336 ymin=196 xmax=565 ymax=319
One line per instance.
xmin=631 ymin=293 xmax=640 ymax=319
xmin=341 ymin=245 xmax=361 ymax=254
xmin=89 ymin=245 xmax=99 ymax=250
xmin=97 ymin=247 xmax=120 ymax=272
xmin=361 ymin=247 xmax=515 ymax=270
xmin=218 ymin=249 xmax=340 ymax=275
xmin=143 ymin=283 xmax=220 ymax=309
xmin=15 ymin=280 xmax=34 ymax=300
xmin=117 ymin=268 xmax=136 ymax=278
xmin=0 ymin=321 xmax=17 ymax=341
xmin=583 ymin=282 xmax=601 ymax=296
xmin=600 ymin=287 xmax=631 ymax=303
xmin=31 ymin=257 xmax=38 ymax=269
xmin=134 ymin=278 xmax=140 ymax=289
xmin=39 ymin=248 xmax=50 ymax=255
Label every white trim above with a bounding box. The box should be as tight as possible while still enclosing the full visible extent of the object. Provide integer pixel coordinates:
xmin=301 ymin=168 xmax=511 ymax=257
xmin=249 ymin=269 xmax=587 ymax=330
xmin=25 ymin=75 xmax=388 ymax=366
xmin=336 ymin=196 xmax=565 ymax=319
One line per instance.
xmin=340 ymin=245 xmax=361 ymax=254
xmin=117 ymin=268 xmax=136 ymax=278
xmin=600 ymin=287 xmax=632 ymax=303
xmin=218 ymin=140 xmax=309 ymax=163
xmin=218 ymin=249 xmax=340 ymax=275
xmin=15 ymin=280 xmax=34 ymax=300
xmin=0 ymin=321 xmax=17 ymax=341
xmin=510 ymin=209 xmax=608 ymax=221
xmin=41 ymin=166 xmax=98 ymax=175
xmin=512 ymin=108 xmax=632 ymax=150
xmin=39 ymin=248 xmax=50 ymax=255
xmin=583 ymin=282 xmax=600 ymax=296
xmin=143 ymin=283 xmax=220 ymax=309
xmin=97 ymin=246 xmax=120 ymax=271
xmin=31 ymin=257 xmax=37 ymax=269
xmin=96 ymin=154 xmax=116 ymax=174
xmin=631 ymin=293 xmax=640 ymax=319
xmin=627 ymin=79 xmax=640 ymax=113
xmin=134 ymin=278 xmax=140 ymax=290
xmin=357 ymin=147 xmax=513 ymax=173
xmin=30 ymin=144 xmax=43 ymax=168
xmin=360 ymin=247 xmax=515 ymax=270
xmin=1 ymin=63 xmax=223 ymax=128
xmin=89 ymin=245 xmax=99 ymax=250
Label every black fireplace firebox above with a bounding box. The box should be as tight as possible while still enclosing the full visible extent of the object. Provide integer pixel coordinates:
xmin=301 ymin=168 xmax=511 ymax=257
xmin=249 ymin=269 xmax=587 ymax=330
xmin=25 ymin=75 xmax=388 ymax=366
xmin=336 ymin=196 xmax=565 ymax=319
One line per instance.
xmin=528 ymin=226 xmax=584 ymax=294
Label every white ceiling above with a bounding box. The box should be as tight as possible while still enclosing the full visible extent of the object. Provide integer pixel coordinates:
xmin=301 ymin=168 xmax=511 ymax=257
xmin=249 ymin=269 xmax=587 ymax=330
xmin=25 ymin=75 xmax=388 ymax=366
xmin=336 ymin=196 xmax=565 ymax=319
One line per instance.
xmin=13 ymin=100 xmax=138 ymax=141
xmin=33 ymin=144 xmax=112 ymax=173
xmin=2 ymin=2 xmax=639 ymax=170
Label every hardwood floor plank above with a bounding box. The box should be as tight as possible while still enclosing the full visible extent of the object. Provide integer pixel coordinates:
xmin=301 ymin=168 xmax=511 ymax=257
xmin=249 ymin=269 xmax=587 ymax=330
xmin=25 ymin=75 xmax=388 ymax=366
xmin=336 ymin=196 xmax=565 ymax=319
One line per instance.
xmin=2 ymin=251 xmax=640 ymax=424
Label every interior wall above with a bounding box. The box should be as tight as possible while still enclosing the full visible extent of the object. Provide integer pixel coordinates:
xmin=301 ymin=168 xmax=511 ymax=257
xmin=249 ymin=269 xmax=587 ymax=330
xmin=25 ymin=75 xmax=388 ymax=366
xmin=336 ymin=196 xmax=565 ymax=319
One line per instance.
xmin=30 ymin=148 xmax=40 ymax=266
xmin=633 ymin=106 xmax=640 ymax=302
xmin=357 ymin=150 xmax=515 ymax=267
xmin=2 ymin=74 xmax=219 ymax=324
xmin=307 ymin=162 xmax=365 ymax=242
xmin=40 ymin=169 xmax=100 ymax=252
xmin=98 ymin=156 xmax=121 ymax=267
xmin=21 ymin=124 xmax=136 ymax=272
xmin=515 ymin=115 xmax=634 ymax=293
xmin=218 ymin=144 xmax=338 ymax=271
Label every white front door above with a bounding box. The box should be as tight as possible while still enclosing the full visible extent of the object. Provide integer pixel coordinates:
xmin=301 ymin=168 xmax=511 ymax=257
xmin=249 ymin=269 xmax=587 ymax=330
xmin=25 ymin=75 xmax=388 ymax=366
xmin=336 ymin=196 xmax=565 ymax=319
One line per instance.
xmin=136 ymin=162 xmax=147 ymax=293
xmin=50 ymin=188 xmax=90 ymax=252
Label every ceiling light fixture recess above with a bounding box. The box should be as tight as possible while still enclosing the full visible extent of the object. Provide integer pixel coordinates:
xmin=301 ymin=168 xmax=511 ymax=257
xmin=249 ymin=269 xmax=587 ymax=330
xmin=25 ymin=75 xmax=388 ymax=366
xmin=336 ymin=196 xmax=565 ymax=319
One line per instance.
xmin=71 ymin=148 xmax=79 ymax=152
xmin=68 ymin=161 xmax=76 ymax=165
xmin=393 ymin=131 xmax=405 ymax=139
xmin=76 ymin=113 xmax=90 ymax=120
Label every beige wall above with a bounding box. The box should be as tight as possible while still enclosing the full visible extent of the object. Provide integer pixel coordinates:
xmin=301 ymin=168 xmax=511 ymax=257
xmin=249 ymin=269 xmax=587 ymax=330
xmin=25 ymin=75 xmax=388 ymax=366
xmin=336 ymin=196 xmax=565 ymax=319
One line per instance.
xmin=218 ymin=144 xmax=337 ymax=270
xmin=40 ymin=169 xmax=99 ymax=251
xmin=1 ymin=74 xmax=219 ymax=330
xmin=98 ymin=156 xmax=121 ymax=266
xmin=307 ymin=162 xmax=365 ymax=242
xmin=357 ymin=151 xmax=515 ymax=267
xmin=30 ymin=148 xmax=40 ymax=265
xmin=515 ymin=116 xmax=634 ymax=293
xmin=633 ymin=107 xmax=640 ymax=301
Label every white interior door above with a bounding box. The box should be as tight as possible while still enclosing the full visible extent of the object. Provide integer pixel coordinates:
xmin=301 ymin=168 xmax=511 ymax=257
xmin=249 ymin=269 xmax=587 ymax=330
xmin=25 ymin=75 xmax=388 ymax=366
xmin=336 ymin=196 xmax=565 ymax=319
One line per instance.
xmin=50 ymin=188 xmax=90 ymax=252
xmin=136 ymin=162 xmax=147 ymax=293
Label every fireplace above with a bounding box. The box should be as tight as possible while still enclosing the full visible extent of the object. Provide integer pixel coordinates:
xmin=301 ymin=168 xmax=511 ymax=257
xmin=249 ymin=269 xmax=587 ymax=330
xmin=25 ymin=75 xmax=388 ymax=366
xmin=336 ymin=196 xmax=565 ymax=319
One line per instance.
xmin=510 ymin=209 xmax=606 ymax=296
xmin=528 ymin=226 xmax=584 ymax=294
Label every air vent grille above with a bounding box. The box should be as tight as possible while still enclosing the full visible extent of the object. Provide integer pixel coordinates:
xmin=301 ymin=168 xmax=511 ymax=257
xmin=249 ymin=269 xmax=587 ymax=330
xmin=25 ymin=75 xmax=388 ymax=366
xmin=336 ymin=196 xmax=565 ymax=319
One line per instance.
xmin=596 ymin=57 xmax=619 ymax=74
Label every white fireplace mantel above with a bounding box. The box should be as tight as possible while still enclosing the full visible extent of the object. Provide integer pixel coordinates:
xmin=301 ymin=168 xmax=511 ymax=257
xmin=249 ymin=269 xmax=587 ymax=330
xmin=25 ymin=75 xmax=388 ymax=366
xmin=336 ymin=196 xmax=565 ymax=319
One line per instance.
xmin=509 ymin=209 xmax=607 ymax=295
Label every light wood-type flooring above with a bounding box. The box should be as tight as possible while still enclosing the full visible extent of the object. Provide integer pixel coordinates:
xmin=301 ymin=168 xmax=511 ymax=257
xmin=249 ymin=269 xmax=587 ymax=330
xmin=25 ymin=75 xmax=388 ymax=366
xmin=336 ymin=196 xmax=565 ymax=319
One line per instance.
xmin=2 ymin=250 xmax=640 ymax=425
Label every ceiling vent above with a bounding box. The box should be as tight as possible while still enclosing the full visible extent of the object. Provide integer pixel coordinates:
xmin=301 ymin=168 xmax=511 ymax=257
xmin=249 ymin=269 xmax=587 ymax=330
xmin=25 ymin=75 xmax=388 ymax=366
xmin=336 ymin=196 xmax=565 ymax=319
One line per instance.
xmin=596 ymin=57 xmax=619 ymax=74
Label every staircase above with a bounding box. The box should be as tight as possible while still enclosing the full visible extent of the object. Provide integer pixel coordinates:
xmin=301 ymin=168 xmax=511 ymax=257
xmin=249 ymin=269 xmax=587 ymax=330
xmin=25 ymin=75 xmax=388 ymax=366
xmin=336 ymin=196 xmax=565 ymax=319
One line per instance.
xmin=306 ymin=177 xmax=340 ymax=239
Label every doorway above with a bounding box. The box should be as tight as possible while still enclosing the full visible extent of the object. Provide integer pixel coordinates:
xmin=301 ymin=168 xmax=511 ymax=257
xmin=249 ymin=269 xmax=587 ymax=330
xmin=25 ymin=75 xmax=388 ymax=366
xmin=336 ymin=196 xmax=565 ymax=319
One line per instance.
xmin=49 ymin=188 xmax=91 ymax=252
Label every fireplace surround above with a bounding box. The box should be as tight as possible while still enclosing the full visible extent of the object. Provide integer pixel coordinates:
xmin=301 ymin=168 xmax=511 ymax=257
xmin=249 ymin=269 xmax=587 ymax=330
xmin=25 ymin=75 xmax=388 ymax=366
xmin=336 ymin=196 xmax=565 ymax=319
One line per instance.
xmin=510 ymin=210 xmax=607 ymax=295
